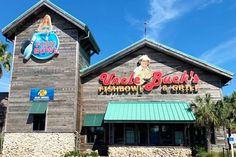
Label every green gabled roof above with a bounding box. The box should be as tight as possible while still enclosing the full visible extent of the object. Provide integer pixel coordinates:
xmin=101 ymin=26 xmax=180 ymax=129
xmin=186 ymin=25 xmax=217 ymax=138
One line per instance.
xmin=2 ymin=0 xmax=100 ymax=53
xmin=104 ymin=101 xmax=195 ymax=123
xmin=80 ymin=38 xmax=233 ymax=85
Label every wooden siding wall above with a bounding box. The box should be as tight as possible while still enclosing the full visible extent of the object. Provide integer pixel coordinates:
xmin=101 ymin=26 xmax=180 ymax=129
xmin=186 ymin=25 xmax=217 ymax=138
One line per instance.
xmin=82 ymin=47 xmax=223 ymax=114
xmin=79 ymin=46 xmax=90 ymax=68
xmin=6 ymin=9 xmax=83 ymax=132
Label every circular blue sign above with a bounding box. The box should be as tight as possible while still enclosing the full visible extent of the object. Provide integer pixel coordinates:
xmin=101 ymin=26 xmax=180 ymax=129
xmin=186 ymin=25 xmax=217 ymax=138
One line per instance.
xmin=31 ymin=32 xmax=59 ymax=60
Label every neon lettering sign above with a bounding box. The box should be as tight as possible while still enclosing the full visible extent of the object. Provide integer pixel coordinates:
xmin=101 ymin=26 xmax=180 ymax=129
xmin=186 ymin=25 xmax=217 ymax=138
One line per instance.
xmin=98 ymin=70 xmax=199 ymax=95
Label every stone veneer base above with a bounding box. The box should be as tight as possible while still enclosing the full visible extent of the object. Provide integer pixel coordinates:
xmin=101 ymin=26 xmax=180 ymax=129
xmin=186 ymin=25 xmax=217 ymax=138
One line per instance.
xmin=3 ymin=133 xmax=75 ymax=157
xmin=108 ymin=146 xmax=192 ymax=157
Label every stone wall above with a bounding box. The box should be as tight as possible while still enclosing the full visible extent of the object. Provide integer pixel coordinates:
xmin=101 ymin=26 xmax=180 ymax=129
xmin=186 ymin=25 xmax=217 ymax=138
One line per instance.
xmin=108 ymin=146 xmax=192 ymax=157
xmin=3 ymin=133 xmax=75 ymax=157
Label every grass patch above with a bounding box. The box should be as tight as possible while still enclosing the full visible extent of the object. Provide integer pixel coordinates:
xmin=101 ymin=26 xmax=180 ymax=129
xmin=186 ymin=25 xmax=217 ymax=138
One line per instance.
xmin=196 ymin=147 xmax=236 ymax=157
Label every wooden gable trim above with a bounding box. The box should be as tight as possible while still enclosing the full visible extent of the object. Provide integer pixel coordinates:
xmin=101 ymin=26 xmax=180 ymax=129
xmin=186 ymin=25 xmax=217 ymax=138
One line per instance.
xmin=2 ymin=1 xmax=85 ymax=39
xmin=146 ymin=41 xmax=234 ymax=80
xmin=80 ymin=40 xmax=146 ymax=77
xmin=2 ymin=1 xmax=44 ymax=39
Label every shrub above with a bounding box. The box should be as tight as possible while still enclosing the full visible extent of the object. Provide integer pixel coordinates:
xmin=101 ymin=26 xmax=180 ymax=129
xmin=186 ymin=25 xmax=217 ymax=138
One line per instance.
xmin=64 ymin=150 xmax=98 ymax=157
xmin=196 ymin=150 xmax=229 ymax=157
xmin=64 ymin=150 xmax=80 ymax=157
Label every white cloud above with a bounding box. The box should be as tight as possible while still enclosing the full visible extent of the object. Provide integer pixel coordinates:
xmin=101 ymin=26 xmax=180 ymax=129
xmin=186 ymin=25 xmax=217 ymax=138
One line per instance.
xmin=147 ymin=0 xmax=224 ymax=40
xmin=126 ymin=0 xmax=223 ymax=40
xmin=125 ymin=14 xmax=143 ymax=32
xmin=199 ymin=0 xmax=222 ymax=9
xmin=200 ymin=37 xmax=236 ymax=65
xmin=146 ymin=0 xmax=189 ymax=40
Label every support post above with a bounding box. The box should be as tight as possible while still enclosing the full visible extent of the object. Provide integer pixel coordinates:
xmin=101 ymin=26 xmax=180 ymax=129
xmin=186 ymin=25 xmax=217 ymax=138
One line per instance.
xmin=147 ymin=124 xmax=150 ymax=145
xmin=231 ymin=144 xmax=234 ymax=157
xmin=124 ymin=123 xmax=126 ymax=145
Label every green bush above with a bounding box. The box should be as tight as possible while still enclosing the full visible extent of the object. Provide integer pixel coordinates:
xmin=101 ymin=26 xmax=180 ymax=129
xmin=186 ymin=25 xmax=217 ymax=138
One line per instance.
xmin=89 ymin=151 xmax=99 ymax=157
xmin=64 ymin=150 xmax=98 ymax=157
xmin=196 ymin=150 xmax=228 ymax=157
xmin=0 ymin=134 xmax=3 ymax=153
xmin=64 ymin=150 xmax=80 ymax=157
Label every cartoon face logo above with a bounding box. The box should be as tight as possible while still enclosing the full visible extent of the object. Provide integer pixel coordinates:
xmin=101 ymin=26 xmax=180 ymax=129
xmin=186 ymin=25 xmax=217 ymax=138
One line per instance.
xmin=23 ymin=14 xmax=59 ymax=60
xmin=38 ymin=89 xmax=47 ymax=97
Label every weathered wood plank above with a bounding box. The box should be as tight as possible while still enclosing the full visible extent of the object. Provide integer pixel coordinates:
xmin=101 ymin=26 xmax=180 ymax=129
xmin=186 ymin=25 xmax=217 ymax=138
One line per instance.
xmin=6 ymin=10 xmax=83 ymax=133
xmin=82 ymin=47 xmax=223 ymax=115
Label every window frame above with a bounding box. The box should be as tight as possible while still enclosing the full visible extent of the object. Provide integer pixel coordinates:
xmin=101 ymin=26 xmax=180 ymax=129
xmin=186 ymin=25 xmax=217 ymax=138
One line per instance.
xmin=32 ymin=108 xmax=47 ymax=132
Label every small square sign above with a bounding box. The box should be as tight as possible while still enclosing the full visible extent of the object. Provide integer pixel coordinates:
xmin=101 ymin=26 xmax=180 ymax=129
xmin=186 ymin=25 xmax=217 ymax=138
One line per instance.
xmin=228 ymin=137 xmax=235 ymax=144
xmin=30 ymin=88 xmax=54 ymax=102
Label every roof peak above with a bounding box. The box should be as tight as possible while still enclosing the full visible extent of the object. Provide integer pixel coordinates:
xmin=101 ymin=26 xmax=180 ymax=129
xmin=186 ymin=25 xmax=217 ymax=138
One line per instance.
xmin=2 ymin=0 xmax=100 ymax=53
xmin=80 ymin=38 xmax=233 ymax=84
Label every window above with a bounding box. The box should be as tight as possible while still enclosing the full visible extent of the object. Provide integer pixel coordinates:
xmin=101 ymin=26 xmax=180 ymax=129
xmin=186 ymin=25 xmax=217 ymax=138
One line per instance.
xmin=126 ymin=129 xmax=135 ymax=144
xmin=114 ymin=124 xmax=124 ymax=144
xmin=29 ymin=102 xmax=47 ymax=131
xmin=33 ymin=114 xmax=46 ymax=131
xmin=175 ymin=131 xmax=184 ymax=145
xmin=161 ymin=125 xmax=172 ymax=145
xmin=87 ymin=127 xmax=104 ymax=143
xmin=87 ymin=127 xmax=96 ymax=143
xmin=139 ymin=124 xmax=148 ymax=145
xmin=125 ymin=124 xmax=136 ymax=144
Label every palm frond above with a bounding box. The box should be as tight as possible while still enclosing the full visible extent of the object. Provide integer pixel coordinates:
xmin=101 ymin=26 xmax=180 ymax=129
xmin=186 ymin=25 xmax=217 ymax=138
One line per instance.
xmin=0 ymin=43 xmax=8 ymax=56
xmin=0 ymin=42 xmax=11 ymax=78
xmin=194 ymin=93 xmax=221 ymax=128
xmin=3 ymin=62 xmax=10 ymax=72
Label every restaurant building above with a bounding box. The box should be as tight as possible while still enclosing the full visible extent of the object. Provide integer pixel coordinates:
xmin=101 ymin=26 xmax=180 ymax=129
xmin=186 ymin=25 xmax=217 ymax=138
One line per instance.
xmin=1 ymin=0 xmax=234 ymax=156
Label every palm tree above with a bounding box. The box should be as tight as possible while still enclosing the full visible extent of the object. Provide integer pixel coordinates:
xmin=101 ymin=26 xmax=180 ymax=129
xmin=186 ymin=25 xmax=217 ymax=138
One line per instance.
xmin=228 ymin=92 xmax=236 ymax=121
xmin=223 ymin=92 xmax=236 ymax=141
xmin=0 ymin=42 xmax=11 ymax=78
xmin=214 ymin=99 xmax=232 ymax=148
xmin=195 ymin=93 xmax=220 ymax=152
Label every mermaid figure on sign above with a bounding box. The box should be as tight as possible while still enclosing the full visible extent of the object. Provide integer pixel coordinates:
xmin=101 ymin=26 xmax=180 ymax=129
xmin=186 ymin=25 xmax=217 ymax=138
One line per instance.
xmin=23 ymin=14 xmax=59 ymax=60
xmin=37 ymin=14 xmax=52 ymax=33
xmin=37 ymin=14 xmax=53 ymax=41
xmin=24 ymin=14 xmax=53 ymax=59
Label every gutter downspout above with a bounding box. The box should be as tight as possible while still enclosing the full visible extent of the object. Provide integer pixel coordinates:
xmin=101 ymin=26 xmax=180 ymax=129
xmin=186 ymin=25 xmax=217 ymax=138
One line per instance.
xmin=74 ymin=31 xmax=90 ymax=152
xmin=79 ymin=31 xmax=90 ymax=42
xmin=79 ymin=31 xmax=97 ymax=57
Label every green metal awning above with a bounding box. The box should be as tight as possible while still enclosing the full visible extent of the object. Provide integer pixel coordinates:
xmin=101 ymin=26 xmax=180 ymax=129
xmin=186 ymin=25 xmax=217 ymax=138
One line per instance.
xmin=83 ymin=114 xmax=104 ymax=126
xmin=28 ymin=102 xmax=48 ymax=114
xmin=104 ymin=102 xmax=195 ymax=123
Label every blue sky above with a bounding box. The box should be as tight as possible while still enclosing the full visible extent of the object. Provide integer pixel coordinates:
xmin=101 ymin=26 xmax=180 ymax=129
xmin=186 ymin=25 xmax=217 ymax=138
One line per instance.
xmin=0 ymin=0 xmax=236 ymax=95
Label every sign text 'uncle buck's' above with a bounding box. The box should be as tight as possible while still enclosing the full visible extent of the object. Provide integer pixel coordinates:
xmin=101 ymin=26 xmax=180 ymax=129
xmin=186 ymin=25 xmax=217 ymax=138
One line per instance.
xmin=23 ymin=14 xmax=59 ymax=60
xmin=98 ymin=55 xmax=199 ymax=95
xmin=98 ymin=70 xmax=200 ymax=95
